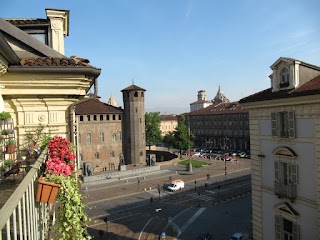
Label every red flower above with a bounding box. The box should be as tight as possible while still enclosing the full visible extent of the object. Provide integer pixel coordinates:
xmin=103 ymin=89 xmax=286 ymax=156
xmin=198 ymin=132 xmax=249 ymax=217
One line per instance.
xmin=45 ymin=136 xmax=76 ymax=177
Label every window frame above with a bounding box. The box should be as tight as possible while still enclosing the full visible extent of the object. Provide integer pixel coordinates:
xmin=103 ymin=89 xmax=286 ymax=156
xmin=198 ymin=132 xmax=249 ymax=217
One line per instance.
xmin=271 ymin=111 xmax=295 ymax=138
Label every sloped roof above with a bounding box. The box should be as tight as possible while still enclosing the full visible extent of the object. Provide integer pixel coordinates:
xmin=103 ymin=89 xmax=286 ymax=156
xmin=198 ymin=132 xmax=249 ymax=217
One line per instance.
xmin=188 ymin=102 xmax=247 ymax=115
xmin=75 ymin=98 xmax=123 ymax=115
xmin=20 ymin=56 xmax=91 ymax=67
xmin=6 ymin=18 xmax=50 ymax=26
xmin=240 ymin=74 xmax=320 ymax=104
xmin=121 ymin=84 xmax=146 ymax=92
xmin=161 ymin=115 xmax=178 ymax=121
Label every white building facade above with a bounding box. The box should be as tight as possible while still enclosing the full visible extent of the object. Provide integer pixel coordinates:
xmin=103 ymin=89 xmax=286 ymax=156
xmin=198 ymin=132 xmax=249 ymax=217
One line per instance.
xmin=240 ymin=57 xmax=320 ymax=240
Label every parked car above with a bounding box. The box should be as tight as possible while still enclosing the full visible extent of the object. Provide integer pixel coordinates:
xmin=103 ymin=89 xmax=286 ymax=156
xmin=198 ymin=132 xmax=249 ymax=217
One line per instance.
xmin=230 ymin=233 xmax=243 ymax=240
xmin=200 ymin=152 xmax=210 ymax=158
xmin=192 ymin=152 xmax=201 ymax=157
xmin=239 ymin=152 xmax=246 ymax=158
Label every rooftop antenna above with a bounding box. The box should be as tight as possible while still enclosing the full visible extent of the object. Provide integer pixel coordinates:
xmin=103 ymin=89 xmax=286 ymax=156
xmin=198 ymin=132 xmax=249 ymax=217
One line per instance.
xmin=132 ymin=78 xmax=134 ymax=85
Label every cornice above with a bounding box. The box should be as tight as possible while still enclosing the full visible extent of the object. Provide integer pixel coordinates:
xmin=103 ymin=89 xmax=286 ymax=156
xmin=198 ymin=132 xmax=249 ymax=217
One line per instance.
xmin=0 ymin=60 xmax=8 ymax=76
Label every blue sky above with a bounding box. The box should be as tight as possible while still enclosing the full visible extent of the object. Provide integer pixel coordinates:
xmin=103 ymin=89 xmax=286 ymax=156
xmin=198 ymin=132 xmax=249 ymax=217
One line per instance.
xmin=2 ymin=0 xmax=320 ymax=114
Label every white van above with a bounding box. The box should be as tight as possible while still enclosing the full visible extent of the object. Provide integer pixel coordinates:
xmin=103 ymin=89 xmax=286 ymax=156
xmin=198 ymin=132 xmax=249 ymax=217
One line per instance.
xmin=167 ymin=179 xmax=185 ymax=191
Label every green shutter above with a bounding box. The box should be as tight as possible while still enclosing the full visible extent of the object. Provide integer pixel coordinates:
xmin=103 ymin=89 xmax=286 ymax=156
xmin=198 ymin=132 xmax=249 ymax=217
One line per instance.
xmin=288 ymin=111 xmax=295 ymax=138
xmin=275 ymin=215 xmax=281 ymax=240
xmin=271 ymin=112 xmax=278 ymax=137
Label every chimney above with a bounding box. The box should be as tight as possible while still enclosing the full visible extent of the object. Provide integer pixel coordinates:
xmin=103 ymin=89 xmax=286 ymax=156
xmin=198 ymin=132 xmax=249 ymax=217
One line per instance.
xmin=46 ymin=9 xmax=70 ymax=55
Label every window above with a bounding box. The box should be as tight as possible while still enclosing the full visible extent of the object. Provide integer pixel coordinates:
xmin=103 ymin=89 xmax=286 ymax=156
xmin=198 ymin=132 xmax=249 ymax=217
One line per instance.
xmin=93 ymin=115 xmax=97 ymax=121
xmin=134 ymin=91 xmax=138 ymax=97
xmin=87 ymin=115 xmax=90 ymax=121
xmin=95 ymin=152 xmax=99 ymax=159
xmin=274 ymin=161 xmax=298 ymax=200
xmin=117 ymin=131 xmax=122 ymax=141
xmin=113 ymin=115 xmax=116 ymax=120
xmin=275 ymin=215 xmax=300 ymax=240
xmin=107 ymin=115 xmax=110 ymax=120
xmin=110 ymin=151 xmax=115 ymax=157
xmin=118 ymin=115 xmax=121 ymax=120
xmin=86 ymin=133 xmax=91 ymax=143
xmin=280 ymin=68 xmax=289 ymax=88
xmin=100 ymin=132 xmax=104 ymax=142
xmin=80 ymin=116 xmax=83 ymax=121
xmin=100 ymin=115 xmax=104 ymax=121
xmin=112 ymin=133 xmax=116 ymax=141
xmin=271 ymin=111 xmax=295 ymax=138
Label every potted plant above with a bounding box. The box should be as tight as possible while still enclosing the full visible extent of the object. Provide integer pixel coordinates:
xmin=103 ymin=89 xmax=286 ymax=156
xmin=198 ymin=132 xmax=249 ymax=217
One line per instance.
xmin=0 ymin=111 xmax=11 ymax=122
xmin=5 ymin=139 xmax=16 ymax=153
xmin=8 ymin=129 xmax=14 ymax=138
xmin=1 ymin=129 xmax=9 ymax=138
xmin=3 ymin=159 xmax=14 ymax=171
xmin=36 ymin=136 xmax=90 ymax=240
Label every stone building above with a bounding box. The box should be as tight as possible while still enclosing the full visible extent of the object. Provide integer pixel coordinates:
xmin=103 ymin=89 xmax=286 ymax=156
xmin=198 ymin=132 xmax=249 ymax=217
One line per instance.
xmin=121 ymin=84 xmax=146 ymax=165
xmin=190 ymin=90 xmax=212 ymax=112
xmin=75 ymin=96 xmax=123 ymax=172
xmin=160 ymin=114 xmax=178 ymax=136
xmin=0 ymin=9 xmax=100 ymax=163
xmin=187 ymin=102 xmax=249 ymax=151
xmin=240 ymin=57 xmax=320 ymax=240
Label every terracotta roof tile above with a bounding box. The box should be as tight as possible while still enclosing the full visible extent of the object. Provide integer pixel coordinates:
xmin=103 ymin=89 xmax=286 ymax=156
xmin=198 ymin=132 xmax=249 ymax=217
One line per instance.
xmin=6 ymin=19 xmax=49 ymax=26
xmin=188 ymin=102 xmax=247 ymax=115
xmin=75 ymin=99 xmax=123 ymax=115
xmin=240 ymin=74 xmax=320 ymax=104
xmin=20 ymin=57 xmax=92 ymax=67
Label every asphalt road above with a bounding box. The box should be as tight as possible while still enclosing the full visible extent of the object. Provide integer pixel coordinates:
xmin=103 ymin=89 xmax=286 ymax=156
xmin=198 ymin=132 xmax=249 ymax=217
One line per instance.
xmin=83 ymin=158 xmax=252 ymax=240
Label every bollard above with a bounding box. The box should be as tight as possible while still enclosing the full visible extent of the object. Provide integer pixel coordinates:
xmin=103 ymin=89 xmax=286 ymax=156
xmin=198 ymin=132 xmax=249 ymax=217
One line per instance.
xmin=85 ymin=187 xmax=88 ymax=191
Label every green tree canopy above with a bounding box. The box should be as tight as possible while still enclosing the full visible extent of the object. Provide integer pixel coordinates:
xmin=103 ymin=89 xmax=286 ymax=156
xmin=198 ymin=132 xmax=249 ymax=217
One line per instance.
xmin=163 ymin=131 xmax=175 ymax=150
xmin=145 ymin=112 xmax=162 ymax=149
xmin=173 ymin=115 xmax=194 ymax=152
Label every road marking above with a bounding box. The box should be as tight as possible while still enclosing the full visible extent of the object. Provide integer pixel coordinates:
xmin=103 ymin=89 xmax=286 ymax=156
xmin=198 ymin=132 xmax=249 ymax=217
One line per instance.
xmin=187 ymin=193 xmax=212 ymax=201
xmin=178 ymin=207 xmax=206 ymax=237
xmin=138 ymin=217 xmax=153 ymax=240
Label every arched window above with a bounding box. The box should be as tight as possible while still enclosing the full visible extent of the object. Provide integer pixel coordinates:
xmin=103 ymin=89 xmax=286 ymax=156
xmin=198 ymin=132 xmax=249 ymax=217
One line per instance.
xmin=280 ymin=68 xmax=289 ymax=87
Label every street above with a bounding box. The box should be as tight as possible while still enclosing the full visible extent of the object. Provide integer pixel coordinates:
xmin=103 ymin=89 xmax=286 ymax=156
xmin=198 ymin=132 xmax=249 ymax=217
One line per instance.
xmin=83 ymin=158 xmax=252 ymax=240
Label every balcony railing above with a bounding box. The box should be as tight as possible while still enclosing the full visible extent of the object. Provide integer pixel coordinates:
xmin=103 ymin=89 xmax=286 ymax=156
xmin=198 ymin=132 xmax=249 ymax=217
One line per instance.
xmin=0 ymin=150 xmax=55 ymax=240
xmin=274 ymin=180 xmax=297 ymax=200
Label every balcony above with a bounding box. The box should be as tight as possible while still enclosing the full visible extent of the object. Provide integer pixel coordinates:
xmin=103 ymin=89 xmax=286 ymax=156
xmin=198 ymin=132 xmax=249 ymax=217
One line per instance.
xmin=0 ymin=150 xmax=54 ymax=240
xmin=274 ymin=180 xmax=297 ymax=201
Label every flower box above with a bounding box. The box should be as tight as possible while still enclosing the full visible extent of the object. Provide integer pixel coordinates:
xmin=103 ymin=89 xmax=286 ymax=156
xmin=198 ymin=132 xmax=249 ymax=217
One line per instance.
xmin=36 ymin=176 xmax=60 ymax=204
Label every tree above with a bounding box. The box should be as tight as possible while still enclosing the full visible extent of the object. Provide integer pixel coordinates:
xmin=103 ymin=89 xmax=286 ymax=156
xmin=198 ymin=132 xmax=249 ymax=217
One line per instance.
xmin=163 ymin=131 xmax=175 ymax=150
xmin=173 ymin=115 xmax=194 ymax=154
xmin=145 ymin=112 xmax=162 ymax=150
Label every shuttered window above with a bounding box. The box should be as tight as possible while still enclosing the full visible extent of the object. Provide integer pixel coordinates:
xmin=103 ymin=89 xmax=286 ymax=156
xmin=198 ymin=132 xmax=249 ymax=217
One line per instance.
xmin=275 ymin=215 xmax=300 ymax=240
xmin=274 ymin=161 xmax=298 ymax=199
xmin=271 ymin=111 xmax=295 ymax=138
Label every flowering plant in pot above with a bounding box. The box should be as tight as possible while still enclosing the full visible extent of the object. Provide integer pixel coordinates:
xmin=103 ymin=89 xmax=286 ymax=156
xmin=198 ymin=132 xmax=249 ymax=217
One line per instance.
xmin=37 ymin=136 xmax=90 ymax=240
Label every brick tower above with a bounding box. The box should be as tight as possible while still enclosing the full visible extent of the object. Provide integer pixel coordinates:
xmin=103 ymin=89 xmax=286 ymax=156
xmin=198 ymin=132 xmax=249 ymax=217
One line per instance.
xmin=121 ymin=84 xmax=146 ymax=165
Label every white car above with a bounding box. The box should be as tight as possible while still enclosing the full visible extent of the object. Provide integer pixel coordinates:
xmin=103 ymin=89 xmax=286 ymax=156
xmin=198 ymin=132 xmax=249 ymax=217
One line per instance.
xmin=192 ymin=152 xmax=201 ymax=157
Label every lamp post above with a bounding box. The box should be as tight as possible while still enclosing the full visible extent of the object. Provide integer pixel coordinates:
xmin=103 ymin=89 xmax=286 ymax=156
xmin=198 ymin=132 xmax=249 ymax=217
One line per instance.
xmin=157 ymin=184 xmax=161 ymax=201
